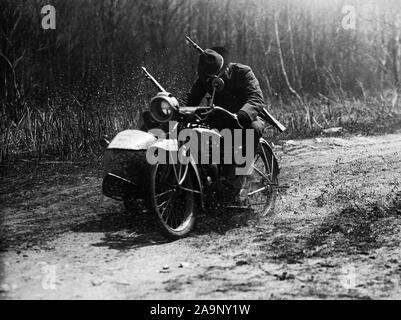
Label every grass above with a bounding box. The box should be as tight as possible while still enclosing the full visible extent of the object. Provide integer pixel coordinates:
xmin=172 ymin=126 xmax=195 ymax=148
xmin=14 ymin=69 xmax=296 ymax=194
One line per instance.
xmin=1 ymin=90 xmax=401 ymax=163
xmin=268 ymin=94 xmax=401 ymax=140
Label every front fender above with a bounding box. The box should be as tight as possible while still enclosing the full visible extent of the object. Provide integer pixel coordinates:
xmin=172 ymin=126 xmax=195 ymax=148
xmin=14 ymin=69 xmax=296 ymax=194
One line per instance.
xmin=150 ymin=138 xmax=179 ymax=152
xmin=149 ymin=139 xmax=204 ymax=210
xmin=188 ymin=157 xmax=204 ymax=210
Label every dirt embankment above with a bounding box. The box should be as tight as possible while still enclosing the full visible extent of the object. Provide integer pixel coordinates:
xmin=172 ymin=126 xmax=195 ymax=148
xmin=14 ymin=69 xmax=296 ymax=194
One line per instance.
xmin=1 ymin=132 xmax=400 ymax=299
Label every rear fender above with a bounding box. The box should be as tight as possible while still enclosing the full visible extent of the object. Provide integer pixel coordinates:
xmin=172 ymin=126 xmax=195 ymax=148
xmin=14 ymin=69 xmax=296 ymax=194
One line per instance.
xmin=259 ymin=138 xmax=279 ymax=174
xmin=259 ymin=138 xmax=273 ymax=154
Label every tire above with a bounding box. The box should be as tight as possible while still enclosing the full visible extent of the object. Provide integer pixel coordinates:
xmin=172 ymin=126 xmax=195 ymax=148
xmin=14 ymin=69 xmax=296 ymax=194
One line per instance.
xmin=145 ymin=160 xmax=198 ymax=239
xmin=241 ymin=141 xmax=279 ymax=216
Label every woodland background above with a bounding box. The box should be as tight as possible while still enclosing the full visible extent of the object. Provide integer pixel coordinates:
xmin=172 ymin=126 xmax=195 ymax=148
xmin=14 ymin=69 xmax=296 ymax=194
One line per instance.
xmin=1 ymin=0 xmax=401 ymax=161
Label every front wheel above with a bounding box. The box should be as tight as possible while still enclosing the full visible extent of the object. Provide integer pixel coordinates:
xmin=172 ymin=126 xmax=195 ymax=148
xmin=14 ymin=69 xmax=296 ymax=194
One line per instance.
xmin=240 ymin=140 xmax=279 ymax=216
xmin=145 ymin=161 xmax=199 ymax=239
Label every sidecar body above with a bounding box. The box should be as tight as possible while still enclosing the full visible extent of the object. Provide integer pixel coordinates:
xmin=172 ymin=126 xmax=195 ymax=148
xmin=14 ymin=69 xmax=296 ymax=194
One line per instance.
xmin=102 ymin=130 xmax=157 ymax=200
xmin=102 ymin=129 xmax=203 ymax=205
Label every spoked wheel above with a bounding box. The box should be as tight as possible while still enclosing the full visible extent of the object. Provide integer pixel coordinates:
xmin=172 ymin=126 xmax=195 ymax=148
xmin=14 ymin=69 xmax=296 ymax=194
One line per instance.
xmin=240 ymin=141 xmax=279 ymax=217
xmin=146 ymin=160 xmax=199 ymax=239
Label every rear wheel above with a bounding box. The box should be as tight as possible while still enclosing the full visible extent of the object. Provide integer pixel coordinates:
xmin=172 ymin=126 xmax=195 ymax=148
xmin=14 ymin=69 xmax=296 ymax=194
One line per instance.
xmin=240 ymin=141 xmax=279 ymax=216
xmin=146 ymin=160 xmax=199 ymax=239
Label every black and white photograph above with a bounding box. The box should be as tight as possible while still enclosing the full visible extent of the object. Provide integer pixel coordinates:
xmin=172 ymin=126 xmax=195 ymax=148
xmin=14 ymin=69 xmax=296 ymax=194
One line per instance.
xmin=0 ymin=0 xmax=400 ymax=303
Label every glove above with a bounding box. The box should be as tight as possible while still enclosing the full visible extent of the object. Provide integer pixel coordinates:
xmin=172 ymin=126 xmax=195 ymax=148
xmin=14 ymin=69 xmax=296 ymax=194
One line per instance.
xmin=236 ymin=110 xmax=252 ymax=128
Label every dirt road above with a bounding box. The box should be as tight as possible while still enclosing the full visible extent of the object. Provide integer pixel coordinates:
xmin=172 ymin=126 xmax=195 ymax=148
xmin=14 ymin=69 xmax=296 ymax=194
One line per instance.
xmin=1 ymin=132 xmax=401 ymax=299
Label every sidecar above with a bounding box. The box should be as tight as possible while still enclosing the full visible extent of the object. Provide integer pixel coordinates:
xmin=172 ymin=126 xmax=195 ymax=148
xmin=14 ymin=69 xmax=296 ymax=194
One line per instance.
xmin=102 ymin=129 xmax=157 ymax=201
xmin=102 ymin=129 xmax=204 ymax=206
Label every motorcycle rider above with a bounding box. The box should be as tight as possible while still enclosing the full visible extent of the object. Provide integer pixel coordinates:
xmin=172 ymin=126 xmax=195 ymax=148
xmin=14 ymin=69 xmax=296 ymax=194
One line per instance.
xmin=139 ymin=46 xmax=267 ymax=149
xmin=183 ymin=46 xmax=267 ymax=195
xmin=184 ymin=46 xmax=266 ymax=147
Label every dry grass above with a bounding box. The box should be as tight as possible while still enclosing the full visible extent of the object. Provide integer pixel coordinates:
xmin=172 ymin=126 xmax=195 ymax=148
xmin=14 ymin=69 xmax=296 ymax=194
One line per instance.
xmin=1 ymin=90 xmax=401 ymax=162
xmin=269 ymin=92 xmax=401 ymax=139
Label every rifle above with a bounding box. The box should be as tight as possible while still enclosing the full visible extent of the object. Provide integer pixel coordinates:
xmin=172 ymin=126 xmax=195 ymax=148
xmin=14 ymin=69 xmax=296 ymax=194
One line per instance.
xmin=260 ymin=108 xmax=286 ymax=133
xmin=141 ymin=67 xmax=167 ymax=93
xmin=185 ymin=36 xmax=204 ymax=53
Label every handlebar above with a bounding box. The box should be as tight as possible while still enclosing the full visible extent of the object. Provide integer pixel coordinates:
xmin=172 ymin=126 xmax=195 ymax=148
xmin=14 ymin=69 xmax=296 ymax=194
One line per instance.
xmin=179 ymin=106 xmax=242 ymax=129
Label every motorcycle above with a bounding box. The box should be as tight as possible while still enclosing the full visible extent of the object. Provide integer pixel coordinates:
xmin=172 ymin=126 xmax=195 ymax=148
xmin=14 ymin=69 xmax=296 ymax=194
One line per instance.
xmin=102 ymin=64 xmax=286 ymax=239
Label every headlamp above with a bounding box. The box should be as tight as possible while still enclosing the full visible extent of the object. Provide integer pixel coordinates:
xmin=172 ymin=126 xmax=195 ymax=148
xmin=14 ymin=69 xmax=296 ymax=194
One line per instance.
xmin=149 ymin=92 xmax=179 ymax=123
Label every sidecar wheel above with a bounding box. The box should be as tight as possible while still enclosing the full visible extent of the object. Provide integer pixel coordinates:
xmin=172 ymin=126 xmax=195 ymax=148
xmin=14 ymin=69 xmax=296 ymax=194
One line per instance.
xmin=146 ymin=162 xmax=198 ymax=239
